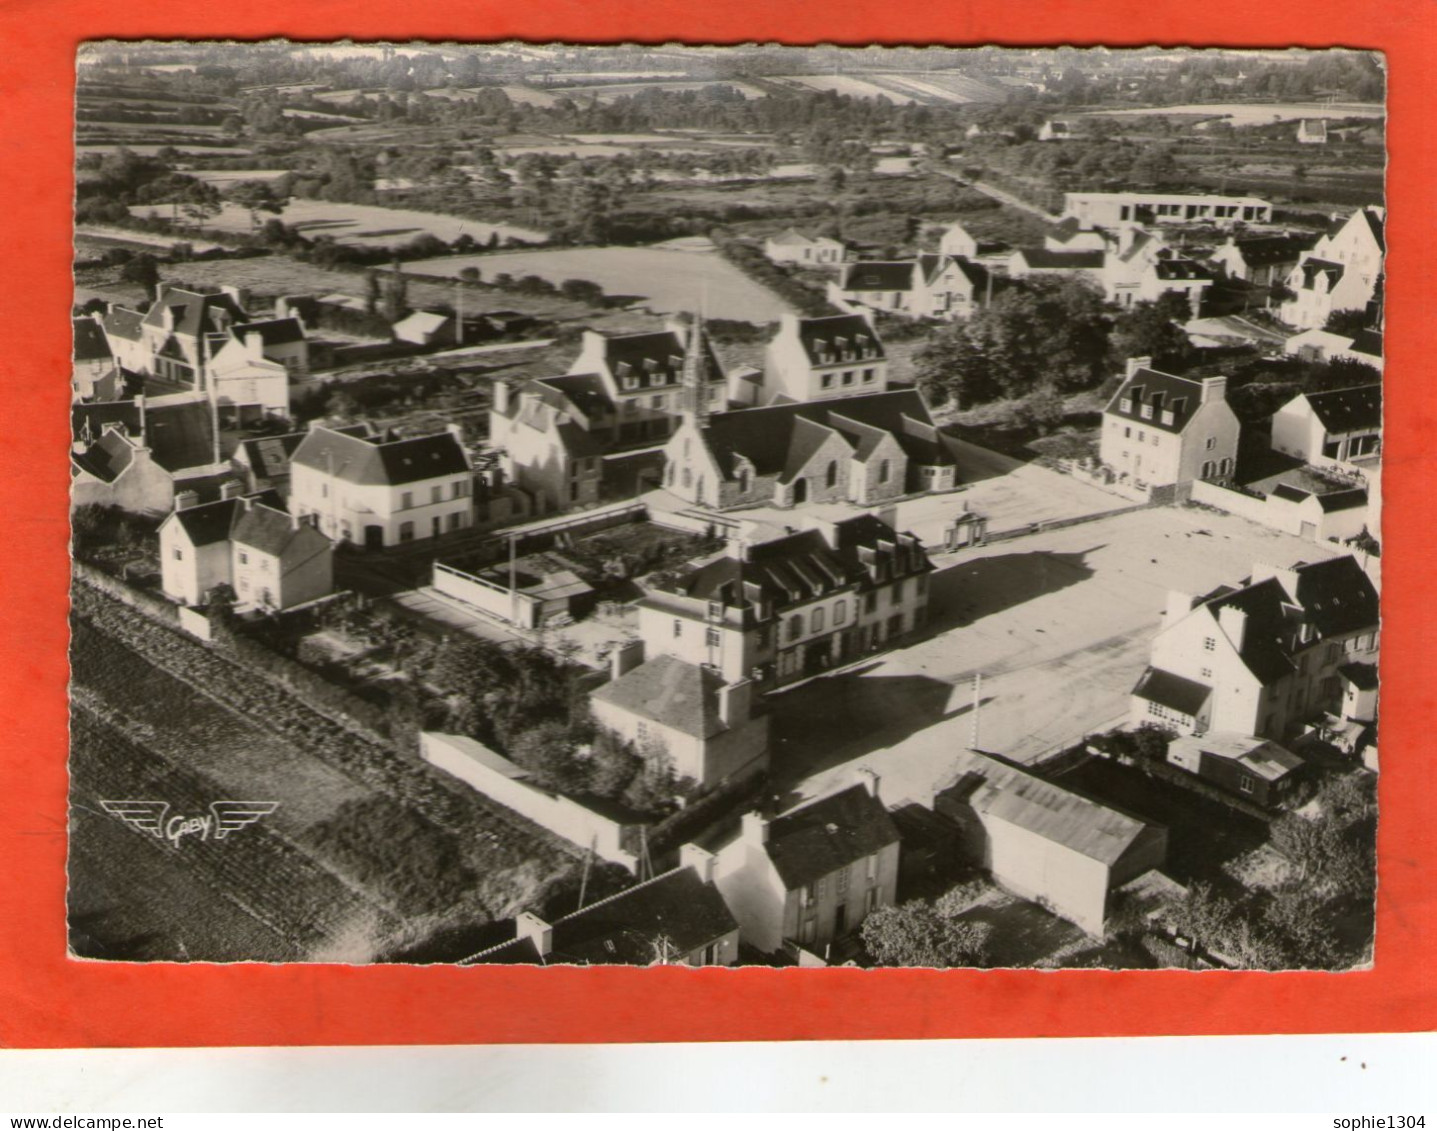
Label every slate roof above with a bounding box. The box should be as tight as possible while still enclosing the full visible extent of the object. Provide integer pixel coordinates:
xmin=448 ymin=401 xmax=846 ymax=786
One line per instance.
xmin=236 ymin=432 xmax=306 ymax=480
xmin=591 ymin=654 xmax=730 ymax=739
xmin=1352 ymin=206 xmax=1385 ymax=251
xmin=291 ymin=426 xmax=469 ymax=486
xmin=231 ymin=502 xmax=316 ymax=557
xmin=919 ymin=252 xmax=986 ymax=289
xmin=102 ymin=306 xmax=145 ymax=342
xmin=1316 ymin=487 xmax=1368 ymax=513
xmin=1153 ymin=258 xmax=1214 ymax=281
xmin=1016 ymin=248 xmax=1105 ymax=270
xmin=141 ymin=287 xmax=248 ymax=338
xmin=1105 ymin=367 xmax=1217 ymax=435
xmin=73 ymin=318 xmax=113 ymax=363
xmin=651 ymin=512 xmax=930 ymax=611
xmin=698 ymin=389 xmax=953 ymax=481
xmin=792 ymin=314 xmax=885 ymax=366
xmin=1297 ymin=258 xmax=1345 ymax=290
xmin=70 ymin=428 xmax=136 ymax=483
xmin=937 ymin=750 xmax=1155 ymax=867
xmin=840 ymin=261 xmax=917 ymax=292
xmin=470 ymin=866 xmax=738 ymax=966
xmin=1225 ymin=234 xmax=1316 ymax=268
xmin=1198 ymin=556 xmax=1380 ymax=684
xmin=1304 ymin=384 xmax=1381 ymax=434
xmin=602 ymin=328 xmax=722 ymax=387
xmin=170 ymin=497 xmax=242 ymax=547
xmin=1131 ymin=667 xmax=1212 ymax=717
xmin=537 ymin=373 xmax=614 ymax=419
xmin=144 ymin=400 xmax=217 ymax=473
xmin=1349 ymin=328 xmax=1382 ymax=359
xmin=233 ymin=317 xmax=306 ymax=347
xmin=1339 ymin=661 xmax=1379 ymax=691
xmin=764 ymin=784 xmax=899 ymax=890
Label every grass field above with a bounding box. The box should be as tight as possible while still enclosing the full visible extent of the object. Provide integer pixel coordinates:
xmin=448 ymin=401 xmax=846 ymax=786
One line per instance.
xmin=405 ymin=245 xmax=794 ymax=322
xmin=1089 ymin=101 xmax=1385 ymax=126
xmin=128 ymin=199 xmax=548 ymax=249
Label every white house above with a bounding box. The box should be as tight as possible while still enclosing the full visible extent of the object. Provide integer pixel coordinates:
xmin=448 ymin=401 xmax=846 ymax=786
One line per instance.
xmin=289 ymin=423 xmax=474 ymax=548
xmin=1099 ymin=360 xmax=1240 ymax=494
xmin=763 ymin=228 xmax=845 ymax=267
xmin=1269 ymin=384 xmax=1382 ymax=468
xmin=488 ymin=377 xmax=607 ymax=513
xmin=1283 ymin=327 xmax=1383 ymax=372
xmin=392 ymin=309 xmax=454 ymax=348
xmin=1131 ymin=555 xmax=1380 ymax=741
xmin=1297 ymin=119 xmax=1329 ymax=145
xmin=1211 ymin=233 xmax=1317 ymax=287
xmin=712 ymin=776 xmax=900 ymax=960
xmin=72 ymin=315 xmax=120 ymax=403
xmin=1279 ymin=207 xmax=1384 ymax=330
xmin=138 ymin=285 xmax=250 ymax=386
xmin=205 ymin=331 xmax=291 ymax=425
xmin=760 ymin=312 xmax=888 ymax=404
xmin=830 ymin=254 xmax=990 ymax=321
xmin=937 ymin=222 xmax=980 ymax=259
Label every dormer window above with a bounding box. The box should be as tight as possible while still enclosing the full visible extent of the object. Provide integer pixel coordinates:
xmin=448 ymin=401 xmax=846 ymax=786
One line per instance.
xmin=1119 ymin=398 xmax=1133 ymax=413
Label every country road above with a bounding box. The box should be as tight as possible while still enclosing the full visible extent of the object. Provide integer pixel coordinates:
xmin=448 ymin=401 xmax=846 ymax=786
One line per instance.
xmin=931 ymin=166 xmax=1061 ymax=224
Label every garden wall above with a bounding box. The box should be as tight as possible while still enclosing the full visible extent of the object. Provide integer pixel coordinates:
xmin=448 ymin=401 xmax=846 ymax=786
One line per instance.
xmin=421 ymin=732 xmax=640 ymax=873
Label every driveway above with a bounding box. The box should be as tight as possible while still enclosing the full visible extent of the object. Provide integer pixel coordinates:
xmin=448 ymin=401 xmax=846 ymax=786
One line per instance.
xmin=768 ymin=504 xmax=1348 ymax=810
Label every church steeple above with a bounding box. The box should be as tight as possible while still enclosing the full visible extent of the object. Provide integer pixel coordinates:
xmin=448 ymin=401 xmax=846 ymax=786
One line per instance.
xmin=680 ymin=311 xmax=711 ymax=428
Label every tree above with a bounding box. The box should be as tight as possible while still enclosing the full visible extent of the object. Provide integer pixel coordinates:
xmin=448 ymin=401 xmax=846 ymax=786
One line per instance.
xmin=912 ymin=325 xmax=999 ymax=408
xmin=1012 ymin=387 xmax=1067 ymax=435
xmin=364 ymin=268 xmax=382 ymax=316
xmin=383 ymin=259 xmax=409 ymax=323
xmin=226 ymin=179 xmax=288 ymax=232
xmin=860 ymin=902 xmax=992 ymax=967
xmin=1110 ymin=295 xmax=1195 ymax=370
xmin=119 ymin=253 xmax=162 ymax=302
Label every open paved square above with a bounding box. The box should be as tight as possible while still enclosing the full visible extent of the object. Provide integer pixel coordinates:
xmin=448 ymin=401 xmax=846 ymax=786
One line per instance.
xmin=767 ymin=503 xmax=1349 ymax=810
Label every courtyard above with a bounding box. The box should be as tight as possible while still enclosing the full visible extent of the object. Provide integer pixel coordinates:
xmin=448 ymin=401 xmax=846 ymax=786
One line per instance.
xmin=767 ymin=502 xmax=1349 ymax=811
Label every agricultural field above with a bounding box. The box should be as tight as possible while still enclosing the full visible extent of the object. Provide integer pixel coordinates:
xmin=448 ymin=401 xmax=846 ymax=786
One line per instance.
xmin=1089 ymin=101 xmax=1385 ymax=126
xmin=127 ymin=198 xmax=549 ymax=249
xmin=773 ymin=70 xmax=1005 ymax=105
xmin=544 ymin=80 xmax=768 ymax=102
xmin=405 ymin=245 xmax=794 ymax=322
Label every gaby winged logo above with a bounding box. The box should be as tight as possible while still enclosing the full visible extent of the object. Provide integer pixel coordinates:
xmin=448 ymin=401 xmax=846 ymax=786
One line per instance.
xmin=100 ymin=800 xmax=280 ymax=846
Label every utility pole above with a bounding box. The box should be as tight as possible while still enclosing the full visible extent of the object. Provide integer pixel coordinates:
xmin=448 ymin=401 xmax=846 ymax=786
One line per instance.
xmin=508 ymin=531 xmax=518 ymax=628
xmin=970 ymin=671 xmax=982 ymax=750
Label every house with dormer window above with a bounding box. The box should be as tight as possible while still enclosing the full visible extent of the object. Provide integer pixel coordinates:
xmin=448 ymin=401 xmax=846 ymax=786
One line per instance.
xmin=1131 ymin=555 xmax=1379 ymax=741
xmin=1279 ymin=206 xmax=1384 ymax=329
xmin=1100 ymin=358 xmax=1240 ymax=495
xmin=761 ymin=312 xmax=888 ymax=405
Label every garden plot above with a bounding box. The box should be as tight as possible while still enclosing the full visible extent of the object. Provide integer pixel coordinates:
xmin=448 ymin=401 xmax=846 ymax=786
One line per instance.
xmin=128 ymin=198 xmax=549 ymax=248
xmin=405 ymin=245 xmax=793 ymax=322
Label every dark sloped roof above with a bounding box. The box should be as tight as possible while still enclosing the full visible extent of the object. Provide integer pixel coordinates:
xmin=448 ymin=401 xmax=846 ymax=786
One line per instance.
xmin=1227 ymin=234 xmax=1316 ymax=267
xmin=537 ymin=372 xmax=614 ymax=418
xmin=237 ymin=432 xmax=306 ymax=480
xmin=141 ymin=287 xmax=248 ymax=338
xmin=1298 ymin=258 xmax=1345 ymax=290
xmin=1354 ymin=207 xmax=1385 ymax=251
xmin=73 ymin=400 xmax=142 ymax=443
xmin=1153 ymin=258 xmax=1214 ymax=281
xmin=291 ymin=426 xmax=468 ymax=486
xmin=1349 ymin=328 xmax=1382 ymax=358
xmin=1132 ymin=667 xmax=1212 ymax=716
xmin=102 ymin=306 xmax=145 ymax=342
xmin=71 ymin=429 xmax=137 ymax=483
xmin=1105 ymin=367 xmax=1216 ymax=434
xmin=1290 ymin=556 xmax=1380 ymax=638
xmin=145 ymin=400 xmax=216 ymax=473
xmin=73 ymin=318 xmax=113 ymax=363
xmin=793 ymin=314 xmax=885 ymax=367
xmin=700 ymin=389 xmax=950 ymax=481
xmin=919 ymin=252 xmax=986 ymax=289
xmin=603 ymin=328 xmax=722 ymax=387
xmin=1270 ymin=483 xmax=1311 ymax=505
xmin=1305 ymin=384 xmax=1381 ymax=433
xmin=765 ymin=785 xmax=899 ymax=890
xmin=1316 ymin=487 xmax=1368 ymax=513
xmin=233 ymin=317 xmax=306 ymax=347
xmin=1339 ymin=661 xmax=1378 ymax=691
xmin=171 ymin=498 xmax=241 ymax=546
xmin=1017 ymin=248 xmax=1105 ymax=270
xmin=841 ymin=261 xmax=916 ymax=292
xmin=231 ymin=503 xmax=304 ymax=556
xmin=469 ymin=866 xmax=738 ymax=966
xmin=592 ymin=655 xmax=728 ymax=739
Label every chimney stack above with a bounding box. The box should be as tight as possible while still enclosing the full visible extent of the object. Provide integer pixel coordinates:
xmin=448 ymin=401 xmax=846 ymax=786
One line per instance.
xmin=679 ymin=842 xmax=718 ymax=885
xmin=220 ymin=480 xmax=244 ymax=500
xmin=741 ymin=810 xmax=770 ymax=847
xmin=493 ymin=380 xmax=511 ymax=416
xmin=514 ymin=911 xmax=553 ymax=959
xmin=610 ymin=638 xmax=645 ymax=682
xmin=1164 ymin=589 xmax=1195 ymax=624
xmin=1200 ymin=375 xmax=1229 ymax=405
xmin=1217 ymin=604 xmax=1248 ymax=651
xmin=855 ymin=765 xmax=881 ymax=801
xmin=717 ymin=678 xmax=754 ymax=728
xmin=1125 ymin=355 xmax=1153 ymax=379
xmin=174 ymin=489 xmax=200 ymax=511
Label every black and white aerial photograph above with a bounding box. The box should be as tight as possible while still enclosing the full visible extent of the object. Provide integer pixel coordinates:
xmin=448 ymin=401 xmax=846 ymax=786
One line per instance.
xmin=69 ymin=40 xmax=1383 ymax=970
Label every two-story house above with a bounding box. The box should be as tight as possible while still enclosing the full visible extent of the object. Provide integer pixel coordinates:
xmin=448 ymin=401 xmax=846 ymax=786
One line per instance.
xmin=1131 ymin=555 xmax=1380 ymax=740
xmin=1270 ymin=384 xmax=1381 ymax=468
xmin=1280 ymin=206 xmax=1384 ymax=329
xmin=1102 ymin=229 xmax=1213 ymax=313
xmin=488 ymin=377 xmax=607 ymax=513
xmin=289 ymin=423 xmax=474 ymax=548
xmin=158 ymin=492 xmax=333 ymax=610
xmin=1211 ymin=233 xmax=1318 ymax=288
xmin=71 ymin=394 xmax=222 ymax=515
xmin=662 ymin=388 xmax=957 ymax=511
xmin=1099 ymin=360 xmax=1241 ymax=494
xmin=204 ymin=330 xmax=291 ymax=426
xmin=73 ymin=315 xmax=120 ymax=403
xmin=636 ymin=513 xmax=933 ymax=690
xmin=139 ymin=285 xmax=250 ymax=386
xmin=567 ymin=320 xmax=728 ymax=445
xmin=713 ymin=776 xmax=900 ymax=960
xmin=760 ymin=312 xmax=888 ymax=405
xmin=589 ymin=642 xmax=770 ymax=789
